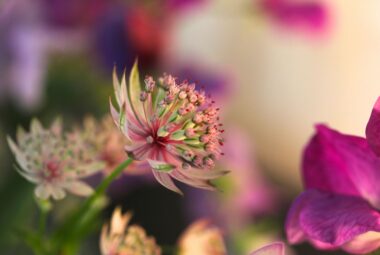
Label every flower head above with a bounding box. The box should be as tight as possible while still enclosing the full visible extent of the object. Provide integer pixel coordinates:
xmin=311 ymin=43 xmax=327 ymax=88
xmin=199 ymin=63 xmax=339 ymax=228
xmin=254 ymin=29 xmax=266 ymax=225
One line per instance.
xmin=7 ymin=118 xmax=104 ymax=200
xmin=73 ymin=115 xmax=148 ymax=175
xmin=286 ymin=97 xmax=380 ymax=254
xmin=178 ymin=219 xmax=227 ymax=255
xmin=110 ymin=62 xmax=228 ymax=194
xmin=100 ymin=207 xmax=161 ymax=255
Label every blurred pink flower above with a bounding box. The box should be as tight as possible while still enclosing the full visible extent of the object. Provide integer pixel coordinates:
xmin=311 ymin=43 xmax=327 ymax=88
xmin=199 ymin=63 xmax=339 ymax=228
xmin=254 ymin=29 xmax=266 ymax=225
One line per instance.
xmin=222 ymin=128 xmax=278 ymax=222
xmin=286 ymin=97 xmax=380 ymax=254
xmin=259 ymin=0 xmax=329 ymax=35
xmin=110 ymin=63 xmax=228 ymax=194
xmin=7 ymin=119 xmax=104 ymax=200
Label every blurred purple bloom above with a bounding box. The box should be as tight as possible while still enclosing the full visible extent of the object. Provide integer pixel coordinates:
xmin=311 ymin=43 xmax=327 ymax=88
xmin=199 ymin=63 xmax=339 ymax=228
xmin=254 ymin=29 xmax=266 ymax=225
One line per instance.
xmin=0 ymin=0 xmax=47 ymax=110
xmin=286 ymin=97 xmax=380 ymax=254
xmin=40 ymin=0 xmax=106 ymax=28
xmin=259 ymin=0 xmax=329 ymax=35
xmin=165 ymin=0 xmax=208 ymax=11
xmin=171 ymin=65 xmax=232 ymax=100
xmin=94 ymin=4 xmax=168 ymax=73
xmin=0 ymin=0 xmax=88 ymax=110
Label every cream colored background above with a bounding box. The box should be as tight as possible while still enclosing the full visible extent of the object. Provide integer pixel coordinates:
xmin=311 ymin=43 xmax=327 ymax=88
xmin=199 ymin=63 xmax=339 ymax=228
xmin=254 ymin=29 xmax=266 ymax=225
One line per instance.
xmin=169 ymin=0 xmax=380 ymax=189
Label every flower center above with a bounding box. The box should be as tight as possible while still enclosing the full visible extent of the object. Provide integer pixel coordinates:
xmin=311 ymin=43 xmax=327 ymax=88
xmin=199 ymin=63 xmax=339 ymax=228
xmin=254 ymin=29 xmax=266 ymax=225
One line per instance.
xmin=43 ymin=160 xmax=62 ymax=182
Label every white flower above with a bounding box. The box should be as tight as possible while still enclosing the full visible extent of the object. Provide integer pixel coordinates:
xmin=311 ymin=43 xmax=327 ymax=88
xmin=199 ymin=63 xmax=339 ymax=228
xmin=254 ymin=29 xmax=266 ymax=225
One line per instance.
xmin=100 ymin=207 xmax=161 ymax=255
xmin=7 ymin=118 xmax=104 ymax=200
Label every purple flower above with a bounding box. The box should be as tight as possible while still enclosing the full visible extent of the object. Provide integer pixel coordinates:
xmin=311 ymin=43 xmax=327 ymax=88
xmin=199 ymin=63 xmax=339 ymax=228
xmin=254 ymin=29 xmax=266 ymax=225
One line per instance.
xmin=286 ymin=97 xmax=380 ymax=254
xmin=170 ymin=64 xmax=233 ymax=101
xmin=259 ymin=0 xmax=329 ymax=35
xmin=165 ymin=0 xmax=208 ymax=11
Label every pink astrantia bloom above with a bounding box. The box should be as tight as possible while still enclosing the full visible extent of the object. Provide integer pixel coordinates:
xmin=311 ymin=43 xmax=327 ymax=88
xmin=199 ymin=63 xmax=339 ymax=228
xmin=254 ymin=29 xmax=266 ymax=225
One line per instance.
xmin=178 ymin=219 xmax=227 ymax=255
xmin=110 ymin=62 xmax=227 ymax=194
xmin=100 ymin=207 xmax=161 ymax=255
xmin=73 ymin=115 xmax=150 ymax=176
xmin=286 ymin=97 xmax=380 ymax=254
xmin=74 ymin=116 xmax=128 ymax=175
xmin=7 ymin=119 xmax=104 ymax=200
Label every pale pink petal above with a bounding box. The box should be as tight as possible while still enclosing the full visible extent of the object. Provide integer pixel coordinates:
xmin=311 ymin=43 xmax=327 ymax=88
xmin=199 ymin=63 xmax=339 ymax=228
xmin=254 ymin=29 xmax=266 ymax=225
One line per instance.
xmin=7 ymin=136 xmax=28 ymax=171
xmin=63 ymin=181 xmax=94 ymax=197
xmin=171 ymin=170 xmax=216 ymax=191
xmin=51 ymin=186 xmax=66 ymax=200
xmin=343 ymin=231 xmax=380 ymax=254
xmin=30 ymin=118 xmax=43 ymax=135
xmin=250 ymin=242 xmax=285 ymax=255
xmin=35 ymin=184 xmax=53 ymax=200
xmin=151 ymin=170 xmax=183 ymax=195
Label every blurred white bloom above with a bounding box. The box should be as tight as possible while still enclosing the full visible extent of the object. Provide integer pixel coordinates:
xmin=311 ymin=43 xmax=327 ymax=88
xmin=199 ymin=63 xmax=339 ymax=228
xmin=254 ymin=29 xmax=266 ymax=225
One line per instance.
xmin=100 ymin=207 xmax=161 ymax=255
xmin=178 ymin=219 xmax=227 ymax=255
xmin=7 ymin=118 xmax=104 ymax=200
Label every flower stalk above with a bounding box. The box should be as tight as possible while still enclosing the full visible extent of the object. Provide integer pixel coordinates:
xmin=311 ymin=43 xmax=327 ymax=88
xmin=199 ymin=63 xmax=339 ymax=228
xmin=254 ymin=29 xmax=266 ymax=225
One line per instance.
xmin=53 ymin=157 xmax=133 ymax=253
xmin=36 ymin=199 xmax=52 ymax=238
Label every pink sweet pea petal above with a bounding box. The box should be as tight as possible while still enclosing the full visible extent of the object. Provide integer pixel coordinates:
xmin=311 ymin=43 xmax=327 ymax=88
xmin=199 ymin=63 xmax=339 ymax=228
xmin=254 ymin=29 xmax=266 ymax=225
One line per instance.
xmin=366 ymin=96 xmax=380 ymax=156
xmin=303 ymin=124 xmax=380 ymax=209
xmin=286 ymin=189 xmax=380 ymax=254
xmin=250 ymin=242 xmax=285 ymax=255
xmin=260 ymin=0 xmax=329 ymax=34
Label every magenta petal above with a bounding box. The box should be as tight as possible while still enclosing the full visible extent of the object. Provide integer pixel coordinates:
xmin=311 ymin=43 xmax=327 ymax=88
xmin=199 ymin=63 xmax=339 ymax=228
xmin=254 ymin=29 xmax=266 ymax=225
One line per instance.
xmin=303 ymin=124 xmax=380 ymax=209
xmin=366 ymin=97 xmax=380 ymax=156
xmin=286 ymin=190 xmax=380 ymax=253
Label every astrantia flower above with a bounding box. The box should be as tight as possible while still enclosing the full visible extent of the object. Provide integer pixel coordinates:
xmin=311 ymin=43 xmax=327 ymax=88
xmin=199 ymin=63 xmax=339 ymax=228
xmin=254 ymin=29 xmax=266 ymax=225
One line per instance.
xmin=100 ymin=207 xmax=161 ymax=255
xmin=178 ymin=219 xmax=227 ymax=255
xmin=73 ymin=115 xmax=147 ymax=175
xmin=286 ymin=97 xmax=380 ymax=254
xmin=7 ymin=119 xmax=104 ymax=200
xmin=110 ymin=62 xmax=227 ymax=194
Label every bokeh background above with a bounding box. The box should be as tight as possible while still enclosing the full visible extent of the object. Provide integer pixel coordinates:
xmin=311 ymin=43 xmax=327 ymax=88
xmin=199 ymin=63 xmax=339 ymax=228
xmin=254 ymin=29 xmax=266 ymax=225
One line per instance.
xmin=0 ymin=0 xmax=378 ymax=254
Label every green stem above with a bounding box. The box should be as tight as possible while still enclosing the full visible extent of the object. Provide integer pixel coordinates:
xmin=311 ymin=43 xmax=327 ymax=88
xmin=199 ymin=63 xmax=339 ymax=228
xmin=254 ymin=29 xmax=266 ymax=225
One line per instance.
xmin=79 ymin=157 xmax=133 ymax=216
xmin=38 ymin=208 xmax=48 ymax=237
xmin=52 ymin=158 xmax=134 ymax=253
xmin=35 ymin=199 xmax=52 ymax=254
